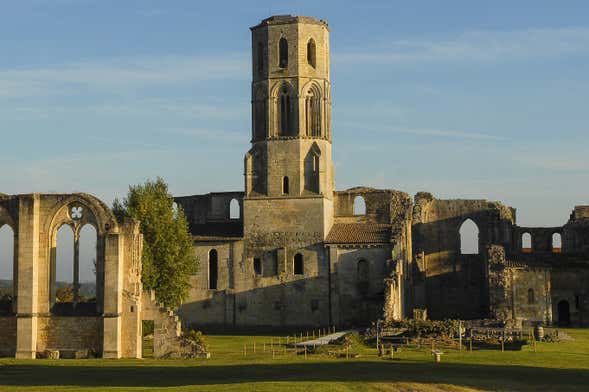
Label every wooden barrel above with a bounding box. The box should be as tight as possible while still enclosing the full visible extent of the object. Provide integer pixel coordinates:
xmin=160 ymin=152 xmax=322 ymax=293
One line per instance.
xmin=534 ymin=326 xmax=544 ymax=341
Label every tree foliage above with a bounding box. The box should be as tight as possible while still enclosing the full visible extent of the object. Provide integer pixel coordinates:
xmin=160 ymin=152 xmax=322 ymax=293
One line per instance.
xmin=113 ymin=177 xmax=197 ymax=308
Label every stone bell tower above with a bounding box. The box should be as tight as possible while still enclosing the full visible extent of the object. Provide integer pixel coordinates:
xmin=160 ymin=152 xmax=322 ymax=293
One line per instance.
xmin=244 ymin=15 xmax=334 ymax=241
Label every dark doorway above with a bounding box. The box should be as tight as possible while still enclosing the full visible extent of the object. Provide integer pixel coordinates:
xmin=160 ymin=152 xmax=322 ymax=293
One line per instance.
xmin=142 ymin=320 xmax=155 ymax=358
xmin=558 ymin=300 xmax=570 ymax=326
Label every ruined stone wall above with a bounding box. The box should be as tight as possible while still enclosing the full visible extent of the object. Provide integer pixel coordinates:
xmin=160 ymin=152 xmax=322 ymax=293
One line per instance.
xmin=329 ymin=246 xmax=391 ymax=327
xmin=175 ymin=192 xmax=244 ymax=228
xmin=412 ymin=195 xmax=516 ymax=319
xmin=0 ymin=316 xmax=16 ymax=357
xmin=551 ymin=268 xmax=589 ymax=327
xmin=36 ymin=316 xmax=102 ymax=353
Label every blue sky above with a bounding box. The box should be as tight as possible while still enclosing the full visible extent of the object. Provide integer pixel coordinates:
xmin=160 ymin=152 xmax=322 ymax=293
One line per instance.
xmin=1 ymin=0 xmax=589 ymax=280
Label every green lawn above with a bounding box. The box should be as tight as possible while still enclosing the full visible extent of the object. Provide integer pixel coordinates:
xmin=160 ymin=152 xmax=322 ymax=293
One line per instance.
xmin=1 ymin=329 xmax=588 ymax=391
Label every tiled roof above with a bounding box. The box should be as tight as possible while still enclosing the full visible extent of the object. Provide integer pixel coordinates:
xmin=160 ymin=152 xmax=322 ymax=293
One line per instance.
xmin=191 ymin=221 xmax=243 ymax=241
xmin=325 ymin=223 xmax=392 ymax=244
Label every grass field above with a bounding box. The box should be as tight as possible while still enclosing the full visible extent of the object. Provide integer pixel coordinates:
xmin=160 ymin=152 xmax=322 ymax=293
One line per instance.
xmin=1 ymin=329 xmax=588 ymax=391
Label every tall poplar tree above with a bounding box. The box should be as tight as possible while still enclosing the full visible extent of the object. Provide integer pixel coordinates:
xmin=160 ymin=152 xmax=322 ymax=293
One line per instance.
xmin=113 ymin=178 xmax=197 ymax=308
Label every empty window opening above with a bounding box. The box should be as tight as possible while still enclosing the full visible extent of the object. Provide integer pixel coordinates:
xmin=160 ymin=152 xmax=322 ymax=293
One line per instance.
xmin=353 ymin=196 xmax=366 ymax=215
xmin=282 ymin=176 xmax=290 ymax=195
xmin=253 ymin=258 xmax=262 ymax=276
xmin=257 ymin=42 xmax=264 ymax=75
xmin=528 ymin=288 xmax=535 ymax=304
xmin=209 ymin=249 xmax=218 ymax=290
xmin=172 ymin=202 xmax=179 ymax=217
xmin=56 ymin=225 xmax=74 ymax=304
xmin=0 ymin=225 xmax=14 ymax=313
xmin=279 ymin=37 xmax=288 ymax=68
xmin=229 ymin=199 xmax=240 ymax=219
xmin=78 ymin=224 xmax=97 ymax=303
xmin=522 ymin=233 xmax=532 ymax=253
xmin=307 ymin=38 xmax=316 ymax=68
xmin=459 ymin=219 xmax=479 ymax=255
xmin=293 ymin=253 xmax=304 ymax=275
xmin=142 ymin=320 xmax=155 ymax=358
xmin=552 ymin=233 xmax=562 ymax=253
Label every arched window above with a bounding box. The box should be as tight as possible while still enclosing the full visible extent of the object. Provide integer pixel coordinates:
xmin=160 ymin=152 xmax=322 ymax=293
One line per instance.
xmin=0 ymin=224 xmax=14 ymax=314
xmin=522 ymin=233 xmax=532 ymax=253
xmin=56 ymin=225 xmax=74 ymax=303
xmin=357 ymin=260 xmax=369 ymax=282
xmin=78 ymin=225 xmax=97 ymax=303
xmin=209 ymin=249 xmax=218 ymax=290
xmin=254 ymin=88 xmax=267 ymax=139
xmin=279 ymin=37 xmax=288 ymax=68
xmin=278 ymin=86 xmax=292 ymax=136
xmin=459 ymin=219 xmax=479 ymax=255
xmin=353 ymin=196 xmax=366 ymax=215
xmin=305 ymin=88 xmax=321 ymax=137
xmin=552 ymin=233 xmax=562 ymax=253
xmin=257 ymin=41 xmax=264 ymax=76
xmin=293 ymin=253 xmax=304 ymax=275
xmin=527 ymin=288 xmax=535 ymax=304
xmin=282 ymin=176 xmax=290 ymax=195
xmin=229 ymin=199 xmax=240 ymax=220
xmin=307 ymin=38 xmax=316 ymax=68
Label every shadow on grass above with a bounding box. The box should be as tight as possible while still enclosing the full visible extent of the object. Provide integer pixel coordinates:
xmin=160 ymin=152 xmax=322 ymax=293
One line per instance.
xmin=0 ymin=361 xmax=588 ymax=390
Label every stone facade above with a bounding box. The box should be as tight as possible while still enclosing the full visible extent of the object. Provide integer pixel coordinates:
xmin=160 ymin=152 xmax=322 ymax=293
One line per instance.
xmin=175 ymin=15 xmax=589 ymax=330
xmin=0 ymin=193 xmax=191 ymax=358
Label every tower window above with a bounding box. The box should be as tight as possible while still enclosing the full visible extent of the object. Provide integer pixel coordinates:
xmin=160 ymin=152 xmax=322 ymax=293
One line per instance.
xmin=279 ymin=37 xmax=288 ymax=68
xmin=552 ymin=233 xmax=562 ymax=253
xmin=305 ymin=87 xmax=321 ymax=137
xmin=528 ymin=288 xmax=535 ymax=304
xmin=293 ymin=253 xmax=304 ymax=275
xmin=257 ymin=42 xmax=264 ymax=76
xmin=282 ymin=176 xmax=290 ymax=195
xmin=307 ymin=38 xmax=316 ymax=68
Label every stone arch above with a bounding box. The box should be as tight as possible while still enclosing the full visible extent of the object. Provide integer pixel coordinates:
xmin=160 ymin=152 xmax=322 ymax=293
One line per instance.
xmin=302 ymin=81 xmax=322 ymax=137
xmin=353 ymin=196 xmax=366 ymax=215
xmin=459 ymin=218 xmax=479 ymax=255
xmin=46 ymin=194 xmax=118 ymax=313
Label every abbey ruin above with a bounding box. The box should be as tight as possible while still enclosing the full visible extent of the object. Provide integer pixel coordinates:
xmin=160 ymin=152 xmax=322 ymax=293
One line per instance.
xmin=0 ymin=15 xmax=588 ymax=359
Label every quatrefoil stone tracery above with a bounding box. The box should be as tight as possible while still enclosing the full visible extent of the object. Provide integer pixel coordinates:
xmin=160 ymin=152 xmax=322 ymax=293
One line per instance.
xmin=70 ymin=206 xmax=83 ymax=220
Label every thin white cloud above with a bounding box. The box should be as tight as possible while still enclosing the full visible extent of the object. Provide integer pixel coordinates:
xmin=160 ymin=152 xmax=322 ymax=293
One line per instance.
xmin=0 ymin=54 xmax=249 ymax=98
xmin=340 ymin=122 xmax=505 ymax=141
xmin=334 ymin=27 xmax=589 ymax=65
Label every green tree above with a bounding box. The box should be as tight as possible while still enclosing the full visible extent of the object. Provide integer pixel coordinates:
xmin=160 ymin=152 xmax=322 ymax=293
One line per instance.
xmin=113 ymin=177 xmax=197 ymax=308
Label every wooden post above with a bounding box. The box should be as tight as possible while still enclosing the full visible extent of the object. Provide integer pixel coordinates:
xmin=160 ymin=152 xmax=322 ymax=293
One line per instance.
xmin=501 ymin=337 xmax=505 ymax=352
xmin=272 ymin=349 xmax=275 ymax=359
xmin=263 ymin=342 xmax=266 ymax=352
xmin=346 ymin=345 xmax=349 ymax=359
xmin=459 ymin=320 xmax=462 ymax=352
xmin=304 ymin=345 xmax=307 ymax=360
xmin=253 ymin=342 xmax=256 ymax=353
xmin=313 ymin=330 xmax=316 ymax=339
xmin=243 ymin=344 xmax=246 ymax=357
xmin=469 ymin=338 xmax=473 ymax=352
